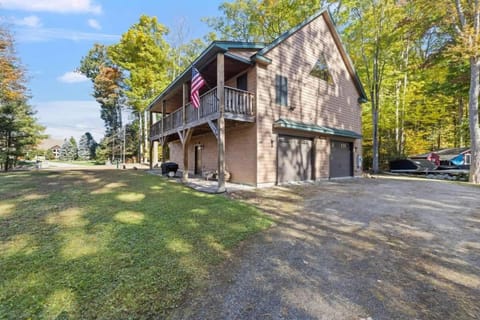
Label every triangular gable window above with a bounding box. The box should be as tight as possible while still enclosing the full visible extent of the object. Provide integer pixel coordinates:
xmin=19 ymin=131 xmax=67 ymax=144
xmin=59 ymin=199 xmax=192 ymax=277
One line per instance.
xmin=310 ymin=54 xmax=333 ymax=84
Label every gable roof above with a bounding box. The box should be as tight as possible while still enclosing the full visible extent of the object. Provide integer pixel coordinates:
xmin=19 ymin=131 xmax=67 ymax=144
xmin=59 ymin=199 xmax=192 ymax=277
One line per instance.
xmin=147 ymin=9 xmax=368 ymax=111
xmin=37 ymin=138 xmax=64 ymax=150
xmin=252 ymin=9 xmax=367 ymax=103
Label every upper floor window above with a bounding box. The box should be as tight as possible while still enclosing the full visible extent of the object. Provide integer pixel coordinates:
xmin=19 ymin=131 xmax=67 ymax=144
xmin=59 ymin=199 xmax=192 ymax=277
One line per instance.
xmin=237 ymin=73 xmax=248 ymax=91
xmin=310 ymin=54 xmax=333 ymax=84
xmin=275 ymin=75 xmax=288 ymax=106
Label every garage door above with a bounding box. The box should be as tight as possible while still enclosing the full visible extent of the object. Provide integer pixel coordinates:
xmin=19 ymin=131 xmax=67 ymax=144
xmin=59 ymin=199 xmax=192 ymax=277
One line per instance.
xmin=277 ymin=135 xmax=312 ymax=183
xmin=330 ymin=140 xmax=353 ymax=178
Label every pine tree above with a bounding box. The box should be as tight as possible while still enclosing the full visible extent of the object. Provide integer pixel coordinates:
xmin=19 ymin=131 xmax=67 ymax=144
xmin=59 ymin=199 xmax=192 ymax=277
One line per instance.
xmin=0 ymin=26 xmax=45 ymax=171
xmin=69 ymin=136 xmax=78 ymax=160
xmin=0 ymin=101 xmax=45 ymax=170
xmin=78 ymin=132 xmax=97 ymax=160
xmin=59 ymin=139 xmax=70 ymax=161
xmin=59 ymin=138 xmax=77 ymax=161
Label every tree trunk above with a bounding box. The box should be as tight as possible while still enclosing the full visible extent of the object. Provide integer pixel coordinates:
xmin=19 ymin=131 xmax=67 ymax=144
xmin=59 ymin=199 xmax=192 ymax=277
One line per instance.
xmin=468 ymin=57 xmax=480 ymax=183
xmin=138 ymin=112 xmax=143 ymax=163
xmin=372 ymin=106 xmax=380 ymax=173
xmin=395 ymin=80 xmax=401 ymax=156
xmin=371 ymin=77 xmax=381 ymax=173
xmin=144 ymin=109 xmax=149 ymax=164
xmin=457 ymin=97 xmax=464 ymax=147
xmin=4 ymin=132 xmax=11 ymax=172
xmin=400 ymin=42 xmax=409 ymax=156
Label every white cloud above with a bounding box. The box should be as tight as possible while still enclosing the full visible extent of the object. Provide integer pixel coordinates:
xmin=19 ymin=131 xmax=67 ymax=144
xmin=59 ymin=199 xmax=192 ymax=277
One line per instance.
xmin=14 ymin=15 xmax=42 ymax=28
xmin=15 ymin=27 xmax=119 ymax=43
xmin=0 ymin=0 xmax=102 ymax=14
xmin=57 ymin=71 xmax=89 ymax=84
xmin=87 ymin=18 xmax=101 ymax=30
xmin=33 ymin=100 xmax=104 ymax=141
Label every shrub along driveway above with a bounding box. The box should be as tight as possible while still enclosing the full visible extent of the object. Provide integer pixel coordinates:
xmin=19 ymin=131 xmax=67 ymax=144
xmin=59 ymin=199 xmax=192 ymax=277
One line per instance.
xmin=173 ymin=176 xmax=480 ymax=320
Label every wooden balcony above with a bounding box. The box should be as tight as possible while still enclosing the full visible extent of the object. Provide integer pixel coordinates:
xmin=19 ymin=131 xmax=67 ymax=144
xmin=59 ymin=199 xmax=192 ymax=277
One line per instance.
xmin=150 ymin=86 xmax=255 ymax=140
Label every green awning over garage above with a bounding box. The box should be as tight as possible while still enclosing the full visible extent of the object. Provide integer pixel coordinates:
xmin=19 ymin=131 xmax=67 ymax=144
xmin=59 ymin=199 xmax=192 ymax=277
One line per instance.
xmin=274 ymin=119 xmax=362 ymax=139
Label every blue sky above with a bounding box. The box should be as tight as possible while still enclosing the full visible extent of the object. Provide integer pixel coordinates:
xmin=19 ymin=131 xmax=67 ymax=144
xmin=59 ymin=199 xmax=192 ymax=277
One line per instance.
xmin=0 ymin=0 xmax=223 ymax=142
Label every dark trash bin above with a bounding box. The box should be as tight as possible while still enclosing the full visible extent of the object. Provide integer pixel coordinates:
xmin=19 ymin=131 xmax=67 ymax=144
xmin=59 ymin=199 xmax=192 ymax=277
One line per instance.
xmin=161 ymin=162 xmax=179 ymax=176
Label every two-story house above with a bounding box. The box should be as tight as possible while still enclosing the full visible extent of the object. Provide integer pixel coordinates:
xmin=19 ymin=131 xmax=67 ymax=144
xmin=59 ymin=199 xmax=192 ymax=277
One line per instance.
xmin=148 ymin=10 xmax=367 ymax=192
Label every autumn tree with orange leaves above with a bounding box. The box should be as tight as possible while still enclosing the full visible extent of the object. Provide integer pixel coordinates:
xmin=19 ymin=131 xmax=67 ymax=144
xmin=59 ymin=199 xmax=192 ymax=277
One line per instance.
xmin=0 ymin=25 xmax=45 ymax=171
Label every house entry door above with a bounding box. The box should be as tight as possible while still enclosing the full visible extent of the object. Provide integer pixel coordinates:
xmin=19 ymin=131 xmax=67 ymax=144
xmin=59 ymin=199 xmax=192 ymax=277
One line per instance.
xmin=194 ymin=145 xmax=202 ymax=175
xmin=330 ymin=140 xmax=353 ymax=178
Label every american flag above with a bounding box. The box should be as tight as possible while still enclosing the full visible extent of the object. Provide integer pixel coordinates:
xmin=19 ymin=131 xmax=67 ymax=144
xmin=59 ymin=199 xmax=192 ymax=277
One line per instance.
xmin=191 ymin=67 xmax=206 ymax=109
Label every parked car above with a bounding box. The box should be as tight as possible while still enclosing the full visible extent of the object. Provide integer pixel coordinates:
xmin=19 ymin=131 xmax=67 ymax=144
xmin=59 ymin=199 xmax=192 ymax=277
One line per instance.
xmin=389 ymin=158 xmax=437 ymax=173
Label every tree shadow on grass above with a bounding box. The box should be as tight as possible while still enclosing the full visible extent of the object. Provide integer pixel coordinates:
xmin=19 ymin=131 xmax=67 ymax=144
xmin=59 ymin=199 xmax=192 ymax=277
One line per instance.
xmin=0 ymin=169 xmax=271 ymax=319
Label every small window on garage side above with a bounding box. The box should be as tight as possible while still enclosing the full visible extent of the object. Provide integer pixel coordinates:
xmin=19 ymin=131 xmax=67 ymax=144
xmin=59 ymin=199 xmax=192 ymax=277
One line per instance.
xmin=275 ymin=75 xmax=288 ymax=106
xmin=310 ymin=54 xmax=333 ymax=84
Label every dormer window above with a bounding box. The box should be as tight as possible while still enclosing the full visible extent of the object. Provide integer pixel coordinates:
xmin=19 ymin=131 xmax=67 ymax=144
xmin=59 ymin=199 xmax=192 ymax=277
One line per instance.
xmin=310 ymin=54 xmax=333 ymax=84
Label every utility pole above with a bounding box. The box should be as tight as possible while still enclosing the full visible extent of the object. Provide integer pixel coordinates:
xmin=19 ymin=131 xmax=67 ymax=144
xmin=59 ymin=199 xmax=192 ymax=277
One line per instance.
xmin=122 ymin=126 xmax=126 ymax=165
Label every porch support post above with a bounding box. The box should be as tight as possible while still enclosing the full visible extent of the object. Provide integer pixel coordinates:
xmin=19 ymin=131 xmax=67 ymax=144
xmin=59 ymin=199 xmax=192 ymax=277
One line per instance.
xmin=181 ymin=82 xmax=189 ymax=182
xmin=182 ymin=128 xmax=193 ymax=183
xmin=161 ymin=139 xmax=167 ymax=163
xmin=152 ymin=140 xmax=159 ymax=168
xmin=149 ymin=111 xmax=153 ymax=170
xmin=182 ymin=142 xmax=188 ymax=182
xmin=162 ymin=100 xmax=166 ymax=138
xmin=217 ymin=52 xmax=226 ymax=193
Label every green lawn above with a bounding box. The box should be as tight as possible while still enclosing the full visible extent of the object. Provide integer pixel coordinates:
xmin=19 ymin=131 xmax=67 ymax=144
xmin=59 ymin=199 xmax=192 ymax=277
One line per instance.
xmin=0 ymin=170 xmax=271 ymax=319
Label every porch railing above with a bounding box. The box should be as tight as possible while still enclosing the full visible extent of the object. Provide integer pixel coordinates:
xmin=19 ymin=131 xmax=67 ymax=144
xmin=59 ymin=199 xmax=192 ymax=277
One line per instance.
xmin=150 ymin=86 xmax=254 ymax=138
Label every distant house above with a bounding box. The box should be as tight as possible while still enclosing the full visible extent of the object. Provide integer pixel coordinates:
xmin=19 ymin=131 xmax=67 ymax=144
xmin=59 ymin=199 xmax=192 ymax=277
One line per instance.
xmin=38 ymin=138 xmax=63 ymax=159
xmin=148 ymin=10 xmax=367 ymax=190
xmin=411 ymin=147 xmax=471 ymax=169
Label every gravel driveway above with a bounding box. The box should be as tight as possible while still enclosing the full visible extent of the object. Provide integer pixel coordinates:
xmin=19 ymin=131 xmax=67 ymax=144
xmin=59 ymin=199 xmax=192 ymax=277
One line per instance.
xmin=171 ymin=176 xmax=480 ymax=320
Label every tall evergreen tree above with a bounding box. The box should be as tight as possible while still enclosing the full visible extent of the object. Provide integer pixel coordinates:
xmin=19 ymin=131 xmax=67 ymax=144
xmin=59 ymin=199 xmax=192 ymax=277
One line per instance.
xmin=0 ymin=101 xmax=45 ymax=171
xmin=59 ymin=138 xmax=77 ymax=161
xmin=69 ymin=136 xmax=78 ymax=160
xmin=0 ymin=26 xmax=44 ymax=171
xmin=78 ymin=132 xmax=97 ymax=160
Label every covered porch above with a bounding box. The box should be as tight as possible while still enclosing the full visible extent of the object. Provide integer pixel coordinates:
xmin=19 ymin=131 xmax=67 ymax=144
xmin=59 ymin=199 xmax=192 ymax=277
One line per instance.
xmin=150 ymin=86 xmax=254 ymax=140
xmin=148 ymin=42 xmax=261 ymax=192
